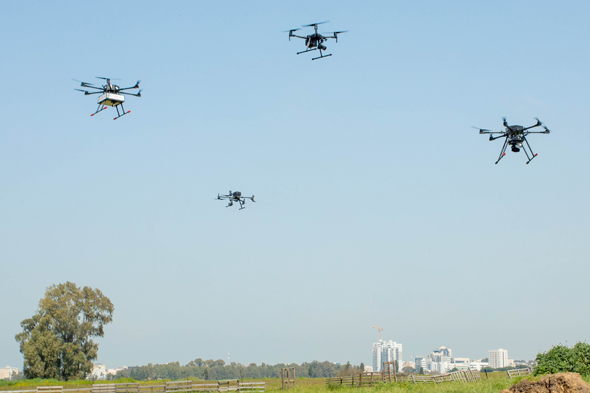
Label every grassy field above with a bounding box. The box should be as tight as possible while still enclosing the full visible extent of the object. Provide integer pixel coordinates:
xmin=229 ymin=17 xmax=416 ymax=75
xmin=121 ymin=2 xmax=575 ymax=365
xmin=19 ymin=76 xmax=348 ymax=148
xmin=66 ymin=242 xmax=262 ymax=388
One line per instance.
xmin=3 ymin=373 xmax=589 ymax=393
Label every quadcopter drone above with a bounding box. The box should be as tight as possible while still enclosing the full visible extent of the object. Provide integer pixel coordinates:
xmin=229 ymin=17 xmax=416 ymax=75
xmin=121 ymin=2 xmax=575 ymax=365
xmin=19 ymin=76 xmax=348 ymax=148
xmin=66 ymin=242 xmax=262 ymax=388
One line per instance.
xmin=285 ymin=21 xmax=347 ymax=60
xmin=217 ymin=191 xmax=255 ymax=210
xmin=474 ymin=118 xmax=551 ymax=164
xmin=74 ymin=77 xmax=142 ymax=120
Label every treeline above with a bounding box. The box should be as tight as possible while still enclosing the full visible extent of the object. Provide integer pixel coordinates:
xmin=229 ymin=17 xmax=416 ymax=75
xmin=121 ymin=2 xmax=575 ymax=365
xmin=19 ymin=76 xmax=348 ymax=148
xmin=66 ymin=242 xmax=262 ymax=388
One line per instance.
xmin=115 ymin=359 xmax=364 ymax=381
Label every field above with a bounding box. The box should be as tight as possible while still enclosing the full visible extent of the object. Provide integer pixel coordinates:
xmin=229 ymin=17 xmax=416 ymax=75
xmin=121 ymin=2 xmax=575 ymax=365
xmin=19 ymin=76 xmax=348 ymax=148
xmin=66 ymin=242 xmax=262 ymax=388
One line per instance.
xmin=0 ymin=373 xmax=542 ymax=393
xmin=2 ymin=373 xmax=590 ymax=393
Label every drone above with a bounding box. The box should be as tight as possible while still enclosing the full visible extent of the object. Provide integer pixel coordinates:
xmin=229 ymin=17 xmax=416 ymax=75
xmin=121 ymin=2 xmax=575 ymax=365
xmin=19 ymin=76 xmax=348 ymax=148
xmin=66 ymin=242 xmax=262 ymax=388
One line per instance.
xmin=217 ymin=191 xmax=255 ymax=210
xmin=474 ymin=118 xmax=551 ymax=164
xmin=285 ymin=21 xmax=347 ymax=60
xmin=74 ymin=77 xmax=142 ymax=120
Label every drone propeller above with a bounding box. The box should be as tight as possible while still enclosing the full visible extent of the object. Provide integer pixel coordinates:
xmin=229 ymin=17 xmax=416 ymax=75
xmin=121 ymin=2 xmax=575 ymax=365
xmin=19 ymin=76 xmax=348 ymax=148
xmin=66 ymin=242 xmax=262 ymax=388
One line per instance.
xmin=95 ymin=76 xmax=120 ymax=80
xmin=324 ymin=30 xmax=348 ymax=42
xmin=542 ymin=126 xmax=551 ymax=134
xmin=75 ymin=89 xmax=90 ymax=95
xmin=303 ymin=20 xmax=329 ymax=27
xmin=534 ymin=117 xmax=543 ymax=126
xmin=134 ymin=80 xmax=141 ymax=88
xmin=502 ymin=117 xmax=509 ymax=127
xmin=283 ymin=28 xmax=301 ymax=40
xmin=73 ymin=79 xmax=100 ymax=88
xmin=472 ymin=126 xmax=493 ymax=134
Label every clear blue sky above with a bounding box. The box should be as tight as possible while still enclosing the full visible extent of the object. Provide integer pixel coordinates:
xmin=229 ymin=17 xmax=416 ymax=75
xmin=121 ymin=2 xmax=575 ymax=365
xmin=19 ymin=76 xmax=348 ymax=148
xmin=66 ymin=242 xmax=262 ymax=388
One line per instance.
xmin=1 ymin=0 xmax=589 ymax=369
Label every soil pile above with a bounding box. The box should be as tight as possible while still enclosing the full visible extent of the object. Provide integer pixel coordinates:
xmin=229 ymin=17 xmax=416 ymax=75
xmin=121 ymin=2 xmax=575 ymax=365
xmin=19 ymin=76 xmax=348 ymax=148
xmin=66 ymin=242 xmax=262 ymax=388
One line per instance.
xmin=501 ymin=373 xmax=590 ymax=393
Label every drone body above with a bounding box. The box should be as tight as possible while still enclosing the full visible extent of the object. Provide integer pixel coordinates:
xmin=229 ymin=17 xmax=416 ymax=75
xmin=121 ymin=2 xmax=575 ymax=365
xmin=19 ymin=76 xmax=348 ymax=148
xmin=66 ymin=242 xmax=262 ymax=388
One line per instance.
xmin=474 ymin=118 xmax=550 ymax=164
xmin=217 ymin=191 xmax=255 ymax=210
xmin=75 ymin=77 xmax=142 ymax=120
xmin=286 ymin=21 xmax=347 ymax=60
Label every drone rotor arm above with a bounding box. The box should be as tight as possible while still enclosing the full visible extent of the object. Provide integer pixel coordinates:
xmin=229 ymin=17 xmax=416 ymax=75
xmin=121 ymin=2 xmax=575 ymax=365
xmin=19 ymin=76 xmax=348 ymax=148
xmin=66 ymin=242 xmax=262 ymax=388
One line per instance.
xmin=119 ymin=81 xmax=141 ymax=91
xmin=323 ymin=30 xmax=348 ymax=42
xmin=120 ymin=89 xmax=142 ymax=97
xmin=75 ymin=89 xmax=103 ymax=95
xmin=523 ymin=123 xmax=542 ymax=131
xmin=525 ymin=128 xmax=551 ymax=134
xmin=489 ymin=133 xmax=507 ymax=141
xmin=80 ymin=84 xmax=103 ymax=90
xmin=472 ymin=126 xmax=500 ymax=135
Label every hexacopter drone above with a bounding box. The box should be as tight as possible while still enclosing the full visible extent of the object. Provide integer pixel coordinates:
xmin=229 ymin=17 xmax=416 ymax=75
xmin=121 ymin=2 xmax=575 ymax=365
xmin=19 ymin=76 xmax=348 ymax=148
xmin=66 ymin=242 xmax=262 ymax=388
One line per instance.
xmin=217 ymin=191 xmax=255 ymax=210
xmin=74 ymin=77 xmax=142 ymax=120
xmin=285 ymin=21 xmax=347 ymax=60
xmin=474 ymin=118 xmax=551 ymax=164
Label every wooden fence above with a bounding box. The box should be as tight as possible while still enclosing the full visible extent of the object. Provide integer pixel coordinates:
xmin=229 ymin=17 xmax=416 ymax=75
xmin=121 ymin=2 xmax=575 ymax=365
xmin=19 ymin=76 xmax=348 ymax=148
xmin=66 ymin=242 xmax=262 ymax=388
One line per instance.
xmin=326 ymin=369 xmax=482 ymax=387
xmin=506 ymin=367 xmax=533 ymax=378
xmin=13 ymin=380 xmax=265 ymax=393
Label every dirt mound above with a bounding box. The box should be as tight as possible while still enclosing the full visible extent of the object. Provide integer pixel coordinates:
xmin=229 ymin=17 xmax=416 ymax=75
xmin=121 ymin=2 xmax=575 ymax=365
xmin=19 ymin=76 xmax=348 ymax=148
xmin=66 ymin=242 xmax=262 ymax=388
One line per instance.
xmin=501 ymin=373 xmax=590 ymax=393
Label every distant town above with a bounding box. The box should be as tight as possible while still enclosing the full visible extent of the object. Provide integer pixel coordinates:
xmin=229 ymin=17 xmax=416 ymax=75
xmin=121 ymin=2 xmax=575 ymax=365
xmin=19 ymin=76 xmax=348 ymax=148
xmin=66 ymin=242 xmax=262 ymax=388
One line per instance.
xmin=371 ymin=339 xmax=536 ymax=374
xmin=1 ymin=339 xmax=536 ymax=381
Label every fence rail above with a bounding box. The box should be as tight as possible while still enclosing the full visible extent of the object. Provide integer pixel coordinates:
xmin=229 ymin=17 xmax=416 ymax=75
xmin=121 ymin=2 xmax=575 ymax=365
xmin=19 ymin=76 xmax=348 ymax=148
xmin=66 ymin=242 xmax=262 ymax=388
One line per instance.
xmin=507 ymin=367 xmax=533 ymax=378
xmin=326 ymin=369 xmax=481 ymax=388
xmin=11 ymin=381 xmax=265 ymax=393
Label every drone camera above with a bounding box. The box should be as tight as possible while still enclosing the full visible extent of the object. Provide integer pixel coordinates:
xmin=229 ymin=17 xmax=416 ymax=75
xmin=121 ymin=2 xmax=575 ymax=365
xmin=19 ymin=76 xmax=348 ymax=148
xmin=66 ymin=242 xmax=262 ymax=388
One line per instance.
xmin=511 ymin=146 xmax=520 ymax=152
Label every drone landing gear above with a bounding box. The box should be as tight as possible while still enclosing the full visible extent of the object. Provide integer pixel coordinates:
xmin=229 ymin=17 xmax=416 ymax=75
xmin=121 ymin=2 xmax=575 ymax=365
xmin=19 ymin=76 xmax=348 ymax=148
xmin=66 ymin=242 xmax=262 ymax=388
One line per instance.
xmin=113 ymin=103 xmax=131 ymax=120
xmin=312 ymin=53 xmax=332 ymax=60
xmin=297 ymin=47 xmax=332 ymax=60
xmin=91 ymin=105 xmax=108 ymax=117
xmin=495 ymin=138 xmax=509 ymax=164
xmin=522 ymin=137 xmax=538 ymax=165
xmin=494 ymin=136 xmax=539 ymax=164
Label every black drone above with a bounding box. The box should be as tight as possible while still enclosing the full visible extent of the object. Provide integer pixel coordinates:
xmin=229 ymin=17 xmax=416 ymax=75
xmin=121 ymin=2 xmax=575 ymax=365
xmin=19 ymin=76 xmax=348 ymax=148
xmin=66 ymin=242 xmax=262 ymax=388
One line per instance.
xmin=474 ymin=118 xmax=551 ymax=164
xmin=285 ymin=21 xmax=347 ymax=60
xmin=217 ymin=191 xmax=255 ymax=210
xmin=74 ymin=77 xmax=142 ymax=120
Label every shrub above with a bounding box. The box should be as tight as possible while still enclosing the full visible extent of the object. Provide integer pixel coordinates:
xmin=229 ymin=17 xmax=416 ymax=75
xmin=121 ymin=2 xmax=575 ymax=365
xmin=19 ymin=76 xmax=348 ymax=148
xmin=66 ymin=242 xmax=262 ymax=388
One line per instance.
xmin=535 ymin=342 xmax=590 ymax=376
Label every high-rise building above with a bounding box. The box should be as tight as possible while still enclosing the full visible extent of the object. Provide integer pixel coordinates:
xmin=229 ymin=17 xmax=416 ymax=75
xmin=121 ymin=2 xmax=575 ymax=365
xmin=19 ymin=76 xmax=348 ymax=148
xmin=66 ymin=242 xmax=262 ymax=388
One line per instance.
xmin=488 ymin=349 xmax=509 ymax=368
xmin=414 ymin=357 xmax=427 ymax=372
xmin=372 ymin=340 xmax=403 ymax=372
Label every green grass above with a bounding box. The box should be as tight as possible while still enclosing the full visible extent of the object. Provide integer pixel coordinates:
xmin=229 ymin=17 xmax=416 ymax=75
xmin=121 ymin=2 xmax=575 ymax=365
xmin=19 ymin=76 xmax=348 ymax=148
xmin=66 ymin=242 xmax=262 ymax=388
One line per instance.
xmin=3 ymin=373 xmax=589 ymax=393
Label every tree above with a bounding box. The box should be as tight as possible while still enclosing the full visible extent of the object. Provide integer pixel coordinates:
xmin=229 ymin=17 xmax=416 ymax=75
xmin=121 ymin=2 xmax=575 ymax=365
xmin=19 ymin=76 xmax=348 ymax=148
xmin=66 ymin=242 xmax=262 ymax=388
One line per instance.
xmin=308 ymin=365 xmax=313 ymax=378
xmin=360 ymin=362 xmax=365 ymax=372
xmin=419 ymin=367 xmax=424 ymax=375
xmin=15 ymin=282 xmax=114 ymax=380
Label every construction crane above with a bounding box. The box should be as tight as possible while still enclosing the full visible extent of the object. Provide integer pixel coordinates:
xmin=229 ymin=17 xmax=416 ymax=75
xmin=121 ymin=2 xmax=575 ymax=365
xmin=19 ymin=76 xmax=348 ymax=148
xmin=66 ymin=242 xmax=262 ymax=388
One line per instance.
xmin=372 ymin=325 xmax=383 ymax=341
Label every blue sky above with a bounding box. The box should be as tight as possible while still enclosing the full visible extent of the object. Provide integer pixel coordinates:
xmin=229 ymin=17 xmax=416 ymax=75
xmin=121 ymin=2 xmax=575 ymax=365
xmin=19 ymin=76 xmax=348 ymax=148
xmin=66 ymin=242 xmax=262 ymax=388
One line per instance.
xmin=1 ymin=1 xmax=589 ymax=369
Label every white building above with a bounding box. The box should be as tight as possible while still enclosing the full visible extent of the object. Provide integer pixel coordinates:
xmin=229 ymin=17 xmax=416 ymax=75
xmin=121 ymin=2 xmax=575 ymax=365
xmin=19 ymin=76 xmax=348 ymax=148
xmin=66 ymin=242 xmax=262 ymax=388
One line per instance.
xmin=489 ymin=349 xmax=509 ymax=368
xmin=414 ymin=357 xmax=427 ymax=372
xmin=372 ymin=340 xmax=403 ymax=372
xmin=90 ymin=364 xmax=106 ymax=380
xmin=0 ymin=366 xmax=18 ymax=380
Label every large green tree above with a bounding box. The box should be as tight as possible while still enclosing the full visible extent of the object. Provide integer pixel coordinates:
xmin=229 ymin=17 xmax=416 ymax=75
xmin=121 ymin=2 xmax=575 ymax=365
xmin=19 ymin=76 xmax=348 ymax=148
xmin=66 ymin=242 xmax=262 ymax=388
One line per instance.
xmin=15 ymin=282 xmax=114 ymax=380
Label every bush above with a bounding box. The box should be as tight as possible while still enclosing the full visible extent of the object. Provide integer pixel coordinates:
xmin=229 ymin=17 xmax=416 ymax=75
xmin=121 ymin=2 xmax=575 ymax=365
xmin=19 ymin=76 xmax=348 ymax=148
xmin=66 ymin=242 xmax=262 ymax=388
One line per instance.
xmin=535 ymin=342 xmax=590 ymax=376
